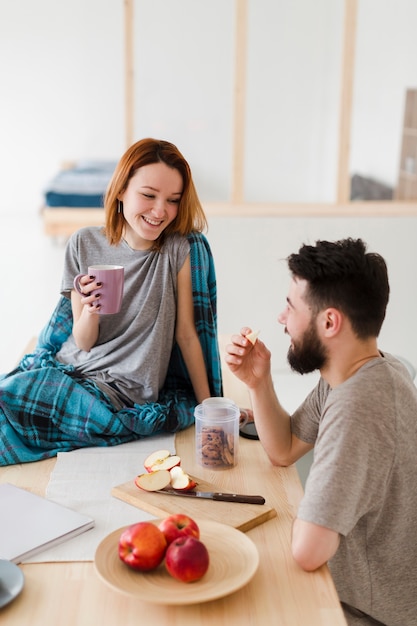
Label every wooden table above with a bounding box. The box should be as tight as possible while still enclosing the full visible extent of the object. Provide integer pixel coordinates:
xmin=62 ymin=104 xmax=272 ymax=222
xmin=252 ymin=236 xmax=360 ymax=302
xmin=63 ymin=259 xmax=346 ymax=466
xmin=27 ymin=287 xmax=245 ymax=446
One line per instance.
xmin=0 ymin=425 xmax=346 ymax=625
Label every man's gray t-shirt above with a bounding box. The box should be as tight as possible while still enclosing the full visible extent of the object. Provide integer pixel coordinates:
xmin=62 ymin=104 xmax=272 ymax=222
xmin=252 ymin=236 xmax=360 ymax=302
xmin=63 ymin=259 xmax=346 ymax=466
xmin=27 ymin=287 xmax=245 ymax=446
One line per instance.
xmin=291 ymin=354 xmax=417 ymax=626
xmin=56 ymin=227 xmax=190 ymax=406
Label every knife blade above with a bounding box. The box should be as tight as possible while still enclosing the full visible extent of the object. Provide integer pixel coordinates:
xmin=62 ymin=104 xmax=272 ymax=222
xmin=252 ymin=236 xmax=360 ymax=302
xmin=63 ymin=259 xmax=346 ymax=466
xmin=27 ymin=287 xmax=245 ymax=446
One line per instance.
xmin=157 ymin=489 xmax=265 ymax=505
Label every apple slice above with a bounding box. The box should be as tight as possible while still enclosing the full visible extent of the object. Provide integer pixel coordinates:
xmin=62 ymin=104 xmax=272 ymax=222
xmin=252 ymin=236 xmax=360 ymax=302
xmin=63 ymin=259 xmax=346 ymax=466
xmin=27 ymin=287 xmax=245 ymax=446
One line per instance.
xmin=169 ymin=466 xmax=197 ymax=491
xmin=135 ymin=470 xmax=171 ymax=492
xmin=143 ymin=449 xmax=171 ymax=471
xmin=150 ymin=455 xmax=181 ymax=472
xmin=144 ymin=449 xmax=181 ymax=472
xmin=246 ymin=329 xmax=260 ymax=345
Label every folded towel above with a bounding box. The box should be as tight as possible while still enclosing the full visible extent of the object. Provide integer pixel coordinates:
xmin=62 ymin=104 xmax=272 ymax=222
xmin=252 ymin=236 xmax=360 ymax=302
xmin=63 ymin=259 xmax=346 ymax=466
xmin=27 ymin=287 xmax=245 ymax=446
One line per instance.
xmin=44 ymin=161 xmax=117 ymax=207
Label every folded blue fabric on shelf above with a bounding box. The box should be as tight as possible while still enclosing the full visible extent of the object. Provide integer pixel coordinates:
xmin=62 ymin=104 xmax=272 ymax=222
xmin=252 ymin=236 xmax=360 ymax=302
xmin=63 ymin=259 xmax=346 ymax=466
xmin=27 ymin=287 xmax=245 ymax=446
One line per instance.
xmin=44 ymin=161 xmax=117 ymax=207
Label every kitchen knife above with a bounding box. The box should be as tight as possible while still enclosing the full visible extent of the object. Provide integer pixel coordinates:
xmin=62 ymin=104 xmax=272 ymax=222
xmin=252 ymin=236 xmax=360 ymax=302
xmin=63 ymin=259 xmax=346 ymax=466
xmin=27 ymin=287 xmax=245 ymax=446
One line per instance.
xmin=157 ymin=489 xmax=265 ymax=505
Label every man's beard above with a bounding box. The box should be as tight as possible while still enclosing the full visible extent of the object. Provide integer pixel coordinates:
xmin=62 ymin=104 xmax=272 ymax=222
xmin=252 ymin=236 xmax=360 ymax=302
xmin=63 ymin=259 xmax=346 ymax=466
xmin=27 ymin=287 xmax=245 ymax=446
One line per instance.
xmin=287 ymin=321 xmax=327 ymax=374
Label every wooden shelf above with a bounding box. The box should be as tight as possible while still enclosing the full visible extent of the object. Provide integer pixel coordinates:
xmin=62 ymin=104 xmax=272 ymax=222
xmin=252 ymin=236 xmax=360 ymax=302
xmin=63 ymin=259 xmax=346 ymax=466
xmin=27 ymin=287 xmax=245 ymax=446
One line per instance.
xmin=396 ymin=89 xmax=417 ymax=199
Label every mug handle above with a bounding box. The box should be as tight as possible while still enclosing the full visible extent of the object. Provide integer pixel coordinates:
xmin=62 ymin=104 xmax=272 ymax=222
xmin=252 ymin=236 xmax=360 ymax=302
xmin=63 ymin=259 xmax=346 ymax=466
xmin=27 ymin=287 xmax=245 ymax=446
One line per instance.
xmin=73 ymin=273 xmax=88 ymax=295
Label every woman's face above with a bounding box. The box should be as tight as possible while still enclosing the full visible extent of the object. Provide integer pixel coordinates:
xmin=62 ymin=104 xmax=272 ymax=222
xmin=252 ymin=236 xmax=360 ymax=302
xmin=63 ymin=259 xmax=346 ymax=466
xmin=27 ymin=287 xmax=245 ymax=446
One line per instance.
xmin=120 ymin=161 xmax=183 ymax=250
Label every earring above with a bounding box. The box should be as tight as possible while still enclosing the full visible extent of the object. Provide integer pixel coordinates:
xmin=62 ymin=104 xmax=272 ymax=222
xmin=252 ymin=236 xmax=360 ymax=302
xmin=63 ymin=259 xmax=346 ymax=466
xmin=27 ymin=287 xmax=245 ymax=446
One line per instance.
xmin=117 ymin=200 xmax=123 ymax=214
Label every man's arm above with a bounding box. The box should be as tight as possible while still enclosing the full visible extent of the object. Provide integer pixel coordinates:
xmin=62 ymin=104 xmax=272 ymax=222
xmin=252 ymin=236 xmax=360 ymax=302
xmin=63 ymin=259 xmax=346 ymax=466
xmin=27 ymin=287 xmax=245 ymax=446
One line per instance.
xmin=225 ymin=329 xmax=313 ymax=466
xmin=292 ymin=518 xmax=340 ymax=571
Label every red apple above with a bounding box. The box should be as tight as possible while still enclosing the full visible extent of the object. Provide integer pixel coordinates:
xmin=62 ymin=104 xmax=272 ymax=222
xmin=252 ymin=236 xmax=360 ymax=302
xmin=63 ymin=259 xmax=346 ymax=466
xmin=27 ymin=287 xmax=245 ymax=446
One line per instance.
xmin=165 ymin=536 xmax=209 ymax=583
xmin=118 ymin=522 xmax=167 ymax=571
xmin=169 ymin=466 xmax=197 ymax=491
xmin=158 ymin=514 xmax=200 ymax=545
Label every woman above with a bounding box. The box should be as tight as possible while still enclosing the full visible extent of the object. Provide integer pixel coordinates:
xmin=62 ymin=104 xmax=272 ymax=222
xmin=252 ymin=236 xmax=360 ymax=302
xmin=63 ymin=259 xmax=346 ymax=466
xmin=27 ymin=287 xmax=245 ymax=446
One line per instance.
xmin=0 ymin=139 xmax=221 ymax=465
xmin=57 ymin=138 xmax=211 ymax=408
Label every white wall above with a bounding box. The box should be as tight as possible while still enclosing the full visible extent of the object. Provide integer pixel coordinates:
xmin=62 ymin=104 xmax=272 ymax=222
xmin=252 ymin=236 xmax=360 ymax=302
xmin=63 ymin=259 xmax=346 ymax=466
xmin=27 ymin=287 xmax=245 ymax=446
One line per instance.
xmin=0 ymin=0 xmax=125 ymax=216
xmin=351 ymin=0 xmax=417 ymax=186
xmin=245 ymin=0 xmax=344 ymax=202
xmin=132 ymin=0 xmax=235 ymax=202
xmin=2 ymin=0 xmax=417 ymax=216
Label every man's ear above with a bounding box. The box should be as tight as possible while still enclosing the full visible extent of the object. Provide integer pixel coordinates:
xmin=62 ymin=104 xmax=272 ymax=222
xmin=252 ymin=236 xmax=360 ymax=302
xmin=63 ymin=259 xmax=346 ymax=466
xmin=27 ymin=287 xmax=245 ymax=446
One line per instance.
xmin=320 ymin=308 xmax=342 ymax=337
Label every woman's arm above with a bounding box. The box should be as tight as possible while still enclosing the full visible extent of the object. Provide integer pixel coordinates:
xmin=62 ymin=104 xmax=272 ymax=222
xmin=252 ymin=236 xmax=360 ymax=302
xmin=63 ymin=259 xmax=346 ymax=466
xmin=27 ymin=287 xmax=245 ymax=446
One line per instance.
xmin=71 ymin=276 xmax=101 ymax=352
xmin=175 ymin=254 xmax=211 ymax=403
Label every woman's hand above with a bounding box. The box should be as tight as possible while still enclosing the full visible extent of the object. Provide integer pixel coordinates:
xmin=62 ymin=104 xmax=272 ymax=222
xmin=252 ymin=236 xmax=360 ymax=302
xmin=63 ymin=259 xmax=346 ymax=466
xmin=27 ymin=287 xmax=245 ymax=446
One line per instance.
xmin=71 ymin=276 xmax=102 ymax=351
xmin=75 ymin=275 xmax=103 ymax=314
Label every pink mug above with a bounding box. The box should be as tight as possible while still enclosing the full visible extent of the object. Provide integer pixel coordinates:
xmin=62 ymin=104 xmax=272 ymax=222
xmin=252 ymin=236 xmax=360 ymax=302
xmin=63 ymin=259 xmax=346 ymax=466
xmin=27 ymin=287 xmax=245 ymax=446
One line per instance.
xmin=73 ymin=264 xmax=124 ymax=314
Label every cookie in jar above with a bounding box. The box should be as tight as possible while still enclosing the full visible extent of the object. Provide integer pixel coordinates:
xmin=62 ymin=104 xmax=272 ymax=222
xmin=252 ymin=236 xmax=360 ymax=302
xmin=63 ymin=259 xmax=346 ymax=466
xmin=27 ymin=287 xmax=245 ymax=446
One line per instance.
xmin=195 ymin=398 xmax=240 ymax=469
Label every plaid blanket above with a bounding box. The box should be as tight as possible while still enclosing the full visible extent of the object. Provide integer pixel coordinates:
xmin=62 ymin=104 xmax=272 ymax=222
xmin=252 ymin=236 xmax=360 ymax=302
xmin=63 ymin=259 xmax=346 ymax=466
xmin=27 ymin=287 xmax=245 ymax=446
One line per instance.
xmin=0 ymin=233 xmax=222 ymax=466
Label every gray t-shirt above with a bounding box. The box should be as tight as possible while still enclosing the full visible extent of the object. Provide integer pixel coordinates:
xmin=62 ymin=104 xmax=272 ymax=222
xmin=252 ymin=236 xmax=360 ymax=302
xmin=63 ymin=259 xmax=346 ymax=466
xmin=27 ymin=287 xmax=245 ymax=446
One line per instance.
xmin=291 ymin=353 xmax=417 ymax=626
xmin=56 ymin=227 xmax=190 ymax=406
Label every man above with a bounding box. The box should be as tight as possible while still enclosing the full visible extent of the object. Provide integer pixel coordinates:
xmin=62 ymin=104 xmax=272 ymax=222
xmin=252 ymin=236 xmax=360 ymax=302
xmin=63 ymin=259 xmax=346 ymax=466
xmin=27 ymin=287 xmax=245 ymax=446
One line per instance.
xmin=225 ymin=238 xmax=417 ymax=626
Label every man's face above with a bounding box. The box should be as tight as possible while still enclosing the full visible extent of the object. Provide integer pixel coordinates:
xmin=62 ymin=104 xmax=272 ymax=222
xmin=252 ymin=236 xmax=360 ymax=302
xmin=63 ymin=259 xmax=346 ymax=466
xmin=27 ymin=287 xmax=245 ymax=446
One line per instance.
xmin=287 ymin=317 xmax=327 ymax=374
xmin=278 ymin=277 xmax=328 ymax=374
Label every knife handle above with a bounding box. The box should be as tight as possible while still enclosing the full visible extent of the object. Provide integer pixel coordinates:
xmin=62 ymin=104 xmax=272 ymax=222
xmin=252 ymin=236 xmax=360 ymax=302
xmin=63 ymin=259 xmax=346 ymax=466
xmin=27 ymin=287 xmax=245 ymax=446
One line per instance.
xmin=213 ymin=493 xmax=265 ymax=505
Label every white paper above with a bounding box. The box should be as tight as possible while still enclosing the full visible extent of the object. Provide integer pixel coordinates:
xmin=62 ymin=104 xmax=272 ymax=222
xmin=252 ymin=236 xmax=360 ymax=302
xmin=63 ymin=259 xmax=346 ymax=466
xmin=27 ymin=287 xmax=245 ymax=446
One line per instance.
xmin=24 ymin=433 xmax=176 ymax=563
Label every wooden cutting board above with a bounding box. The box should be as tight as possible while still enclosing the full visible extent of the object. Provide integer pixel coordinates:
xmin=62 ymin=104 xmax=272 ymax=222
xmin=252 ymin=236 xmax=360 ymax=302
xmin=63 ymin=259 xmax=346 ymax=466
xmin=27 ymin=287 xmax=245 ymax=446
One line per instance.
xmin=112 ymin=476 xmax=276 ymax=532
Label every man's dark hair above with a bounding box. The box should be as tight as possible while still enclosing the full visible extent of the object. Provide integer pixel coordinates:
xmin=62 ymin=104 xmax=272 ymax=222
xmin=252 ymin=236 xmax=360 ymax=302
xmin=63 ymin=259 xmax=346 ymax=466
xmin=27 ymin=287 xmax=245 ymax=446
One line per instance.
xmin=287 ymin=238 xmax=390 ymax=339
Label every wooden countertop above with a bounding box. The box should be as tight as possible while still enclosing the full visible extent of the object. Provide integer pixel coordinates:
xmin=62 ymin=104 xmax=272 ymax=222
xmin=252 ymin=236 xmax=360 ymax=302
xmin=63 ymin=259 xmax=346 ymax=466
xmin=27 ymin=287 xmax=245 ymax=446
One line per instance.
xmin=0 ymin=426 xmax=346 ymax=625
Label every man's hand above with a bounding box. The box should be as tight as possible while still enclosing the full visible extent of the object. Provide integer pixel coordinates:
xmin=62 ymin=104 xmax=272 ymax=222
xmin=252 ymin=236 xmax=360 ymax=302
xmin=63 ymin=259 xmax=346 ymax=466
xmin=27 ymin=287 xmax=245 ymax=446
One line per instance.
xmin=224 ymin=327 xmax=272 ymax=390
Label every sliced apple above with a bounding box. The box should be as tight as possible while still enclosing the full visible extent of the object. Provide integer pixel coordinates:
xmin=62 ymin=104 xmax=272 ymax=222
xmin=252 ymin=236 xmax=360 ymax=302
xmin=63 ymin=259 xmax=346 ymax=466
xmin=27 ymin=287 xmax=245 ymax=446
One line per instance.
xmin=144 ymin=449 xmax=181 ymax=472
xmin=135 ymin=469 xmax=171 ymax=492
xmin=246 ymin=329 xmax=260 ymax=345
xmin=143 ymin=449 xmax=171 ymax=471
xmin=169 ymin=466 xmax=197 ymax=491
xmin=150 ymin=455 xmax=181 ymax=472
